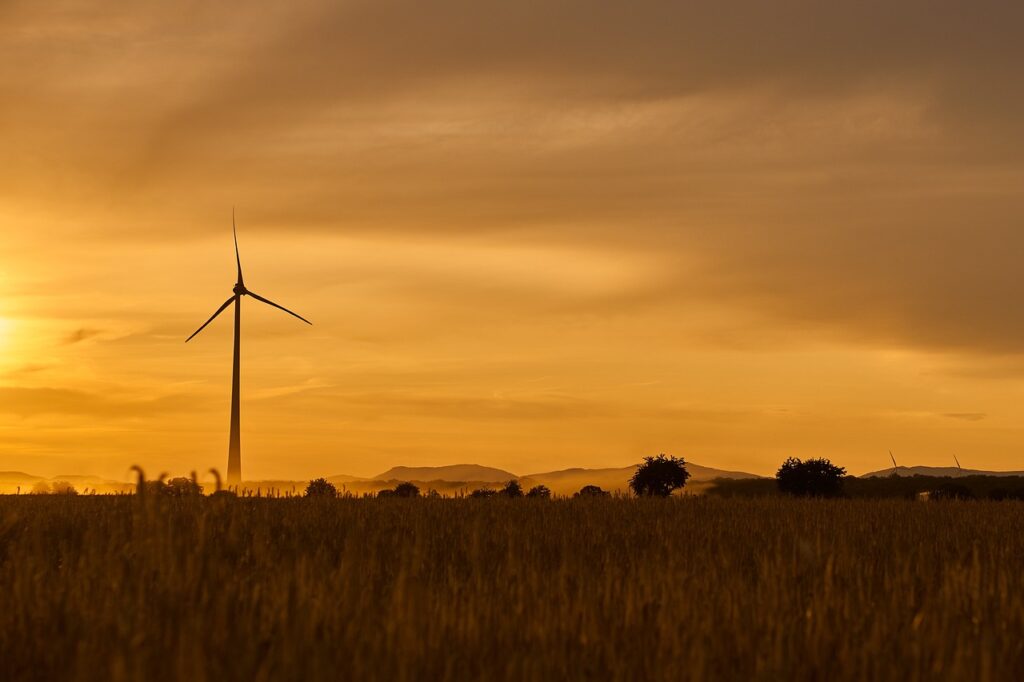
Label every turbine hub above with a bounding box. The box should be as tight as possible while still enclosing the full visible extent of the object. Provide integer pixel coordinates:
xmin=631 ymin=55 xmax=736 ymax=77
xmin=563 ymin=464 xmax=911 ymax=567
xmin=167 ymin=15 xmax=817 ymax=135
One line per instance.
xmin=233 ymin=283 xmax=247 ymax=296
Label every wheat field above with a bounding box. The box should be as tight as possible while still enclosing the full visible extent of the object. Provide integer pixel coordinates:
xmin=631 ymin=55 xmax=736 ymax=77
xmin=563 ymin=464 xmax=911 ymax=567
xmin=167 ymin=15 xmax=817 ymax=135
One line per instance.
xmin=0 ymin=495 xmax=1021 ymax=681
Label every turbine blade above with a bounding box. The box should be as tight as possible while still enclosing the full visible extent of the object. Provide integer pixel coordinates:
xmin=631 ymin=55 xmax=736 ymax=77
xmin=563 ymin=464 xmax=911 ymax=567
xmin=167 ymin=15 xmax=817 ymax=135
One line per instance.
xmin=233 ymin=207 xmax=244 ymax=286
xmin=247 ymin=290 xmax=312 ymax=325
xmin=186 ymin=296 xmax=236 ymax=342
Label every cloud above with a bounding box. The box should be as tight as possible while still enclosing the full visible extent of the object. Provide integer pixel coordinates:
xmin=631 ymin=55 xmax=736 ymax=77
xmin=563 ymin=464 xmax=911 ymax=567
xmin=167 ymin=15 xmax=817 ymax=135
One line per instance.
xmin=3 ymin=1 xmax=1018 ymax=362
xmin=63 ymin=328 xmax=103 ymax=344
xmin=942 ymin=413 xmax=987 ymax=422
xmin=4 ymin=364 xmax=53 ymax=378
xmin=0 ymin=386 xmax=199 ymax=418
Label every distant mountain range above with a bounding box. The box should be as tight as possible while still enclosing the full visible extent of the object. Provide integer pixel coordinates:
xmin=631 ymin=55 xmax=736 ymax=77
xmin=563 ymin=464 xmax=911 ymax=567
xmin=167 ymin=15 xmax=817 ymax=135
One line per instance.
xmin=0 ymin=461 xmax=763 ymax=495
xmin=365 ymin=461 xmax=761 ymax=495
xmin=860 ymin=465 xmax=1024 ymax=478
xmin=0 ymin=471 xmax=132 ymax=494
xmin=6 ymin=462 xmax=1022 ymax=496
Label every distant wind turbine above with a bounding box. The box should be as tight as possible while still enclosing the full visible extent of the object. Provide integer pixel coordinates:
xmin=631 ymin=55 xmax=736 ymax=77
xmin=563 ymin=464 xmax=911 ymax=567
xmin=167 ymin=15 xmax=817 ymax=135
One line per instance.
xmin=889 ymin=450 xmax=899 ymax=477
xmin=186 ymin=210 xmax=311 ymax=486
xmin=953 ymin=454 xmax=963 ymax=473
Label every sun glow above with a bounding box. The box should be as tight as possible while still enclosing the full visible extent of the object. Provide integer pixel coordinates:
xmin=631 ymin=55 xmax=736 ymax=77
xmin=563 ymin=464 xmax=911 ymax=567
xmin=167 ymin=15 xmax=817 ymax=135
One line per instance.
xmin=0 ymin=317 xmax=12 ymax=348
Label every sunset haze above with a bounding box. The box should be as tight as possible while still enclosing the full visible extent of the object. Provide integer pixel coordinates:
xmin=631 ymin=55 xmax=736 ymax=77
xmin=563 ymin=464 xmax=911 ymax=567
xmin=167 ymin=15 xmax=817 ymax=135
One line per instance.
xmin=2 ymin=0 xmax=1024 ymax=480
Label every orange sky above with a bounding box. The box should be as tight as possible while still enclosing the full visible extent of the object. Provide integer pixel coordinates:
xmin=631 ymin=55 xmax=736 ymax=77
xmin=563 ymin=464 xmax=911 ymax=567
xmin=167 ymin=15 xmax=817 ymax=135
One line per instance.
xmin=2 ymin=1 xmax=1024 ymax=480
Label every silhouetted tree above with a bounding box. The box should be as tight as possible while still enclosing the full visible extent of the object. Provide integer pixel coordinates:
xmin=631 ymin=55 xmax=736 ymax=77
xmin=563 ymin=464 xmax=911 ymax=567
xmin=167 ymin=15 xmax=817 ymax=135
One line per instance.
xmin=469 ymin=488 xmax=496 ymax=498
xmin=377 ymin=488 xmax=396 ymax=498
xmin=575 ymin=485 xmax=610 ymax=498
xmin=144 ymin=479 xmax=170 ymax=496
xmin=526 ymin=484 xmax=552 ymax=499
xmin=501 ymin=480 xmax=523 ymax=498
xmin=305 ymin=478 xmax=338 ymax=498
xmin=51 ymin=481 xmax=78 ymax=496
xmin=166 ymin=477 xmax=203 ymax=496
xmin=630 ymin=454 xmax=690 ymax=497
xmin=394 ymin=482 xmax=420 ymax=498
xmin=776 ymin=457 xmax=846 ymax=497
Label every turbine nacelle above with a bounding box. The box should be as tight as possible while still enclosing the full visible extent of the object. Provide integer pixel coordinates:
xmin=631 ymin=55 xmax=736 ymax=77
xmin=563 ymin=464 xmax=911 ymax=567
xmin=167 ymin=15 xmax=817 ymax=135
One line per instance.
xmin=233 ymin=283 xmax=247 ymax=296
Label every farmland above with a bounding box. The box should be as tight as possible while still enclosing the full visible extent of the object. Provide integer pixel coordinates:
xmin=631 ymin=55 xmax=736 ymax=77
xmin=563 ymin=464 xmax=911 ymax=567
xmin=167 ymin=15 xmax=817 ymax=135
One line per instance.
xmin=0 ymin=495 xmax=1021 ymax=681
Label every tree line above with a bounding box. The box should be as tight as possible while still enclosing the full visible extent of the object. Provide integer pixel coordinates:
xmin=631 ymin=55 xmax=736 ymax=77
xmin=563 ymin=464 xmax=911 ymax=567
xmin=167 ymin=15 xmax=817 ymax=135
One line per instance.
xmin=20 ymin=455 xmax=1023 ymax=500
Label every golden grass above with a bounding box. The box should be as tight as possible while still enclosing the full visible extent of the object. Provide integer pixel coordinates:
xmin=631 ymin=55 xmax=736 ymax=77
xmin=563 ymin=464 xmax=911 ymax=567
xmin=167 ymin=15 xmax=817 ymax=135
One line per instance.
xmin=0 ymin=495 xmax=1021 ymax=681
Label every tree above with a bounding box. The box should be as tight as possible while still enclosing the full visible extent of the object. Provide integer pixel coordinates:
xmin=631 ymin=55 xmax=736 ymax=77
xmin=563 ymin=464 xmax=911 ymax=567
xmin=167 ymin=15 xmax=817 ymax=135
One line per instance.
xmin=469 ymin=488 xmax=496 ymax=498
xmin=394 ymin=482 xmax=420 ymax=498
xmin=144 ymin=479 xmax=170 ymax=496
xmin=526 ymin=484 xmax=551 ymax=499
xmin=166 ymin=477 xmax=203 ymax=496
xmin=51 ymin=481 xmax=78 ymax=496
xmin=500 ymin=480 xmax=523 ymax=498
xmin=629 ymin=454 xmax=690 ymax=497
xmin=30 ymin=482 xmax=51 ymax=495
xmin=305 ymin=478 xmax=338 ymax=498
xmin=575 ymin=485 xmax=610 ymax=498
xmin=776 ymin=457 xmax=846 ymax=497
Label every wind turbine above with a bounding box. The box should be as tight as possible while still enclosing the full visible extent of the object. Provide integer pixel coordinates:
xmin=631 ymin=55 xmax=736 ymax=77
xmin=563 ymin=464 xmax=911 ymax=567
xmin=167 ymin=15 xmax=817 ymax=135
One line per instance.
xmin=889 ymin=450 xmax=899 ymax=477
xmin=953 ymin=454 xmax=963 ymax=475
xmin=186 ymin=211 xmax=311 ymax=486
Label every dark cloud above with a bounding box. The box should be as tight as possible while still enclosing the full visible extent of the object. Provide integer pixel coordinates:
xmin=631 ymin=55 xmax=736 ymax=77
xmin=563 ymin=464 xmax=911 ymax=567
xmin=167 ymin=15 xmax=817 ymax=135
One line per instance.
xmin=3 ymin=0 xmax=1024 ymax=360
xmin=63 ymin=328 xmax=103 ymax=344
xmin=942 ymin=413 xmax=987 ymax=422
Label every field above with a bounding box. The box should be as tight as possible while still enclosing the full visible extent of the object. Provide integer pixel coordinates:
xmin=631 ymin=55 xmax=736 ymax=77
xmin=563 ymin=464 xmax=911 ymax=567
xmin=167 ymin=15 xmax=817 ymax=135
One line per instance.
xmin=1 ymin=495 xmax=1022 ymax=681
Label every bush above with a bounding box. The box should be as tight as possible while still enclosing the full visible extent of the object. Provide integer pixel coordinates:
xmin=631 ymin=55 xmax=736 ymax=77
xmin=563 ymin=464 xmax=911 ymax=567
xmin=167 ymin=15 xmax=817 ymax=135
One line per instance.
xmin=30 ymin=482 xmax=51 ymax=495
xmin=500 ymin=480 xmax=523 ymax=498
xmin=575 ymin=485 xmax=610 ymax=498
xmin=526 ymin=485 xmax=551 ymax=499
xmin=469 ymin=488 xmax=496 ymax=498
xmin=776 ymin=457 xmax=846 ymax=497
xmin=305 ymin=478 xmax=338 ymax=498
xmin=394 ymin=482 xmax=420 ymax=498
xmin=630 ymin=454 xmax=690 ymax=497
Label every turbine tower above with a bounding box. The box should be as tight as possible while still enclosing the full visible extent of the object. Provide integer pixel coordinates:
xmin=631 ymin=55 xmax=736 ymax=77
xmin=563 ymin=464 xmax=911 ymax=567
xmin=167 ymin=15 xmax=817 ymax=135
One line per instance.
xmin=186 ymin=211 xmax=311 ymax=486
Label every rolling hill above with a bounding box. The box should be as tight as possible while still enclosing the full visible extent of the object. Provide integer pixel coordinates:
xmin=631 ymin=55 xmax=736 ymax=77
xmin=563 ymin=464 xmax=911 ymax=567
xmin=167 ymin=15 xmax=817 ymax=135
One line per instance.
xmin=373 ymin=464 xmax=518 ymax=483
xmin=520 ymin=463 xmax=761 ymax=495
xmin=0 ymin=472 xmax=131 ymax=494
xmin=861 ymin=465 xmax=1024 ymax=478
